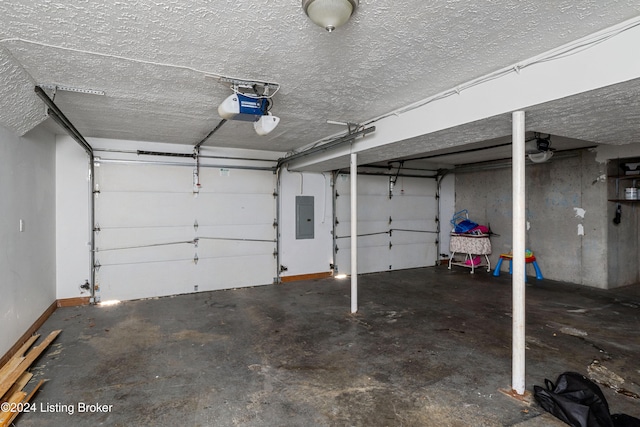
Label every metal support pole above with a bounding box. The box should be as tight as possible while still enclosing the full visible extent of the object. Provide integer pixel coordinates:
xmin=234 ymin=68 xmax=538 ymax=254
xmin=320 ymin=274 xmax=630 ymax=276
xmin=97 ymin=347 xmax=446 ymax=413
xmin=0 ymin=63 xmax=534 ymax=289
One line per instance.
xmin=350 ymin=152 xmax=358 ymax=314
xmin=512 ymin=111 xmax=526 ymax=395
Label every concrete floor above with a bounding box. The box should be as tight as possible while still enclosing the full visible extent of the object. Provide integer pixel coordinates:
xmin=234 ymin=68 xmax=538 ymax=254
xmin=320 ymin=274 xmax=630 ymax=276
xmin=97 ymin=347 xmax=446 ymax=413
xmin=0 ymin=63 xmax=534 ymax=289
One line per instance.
xmin=16 ymin=266 xmax=640 ymax=426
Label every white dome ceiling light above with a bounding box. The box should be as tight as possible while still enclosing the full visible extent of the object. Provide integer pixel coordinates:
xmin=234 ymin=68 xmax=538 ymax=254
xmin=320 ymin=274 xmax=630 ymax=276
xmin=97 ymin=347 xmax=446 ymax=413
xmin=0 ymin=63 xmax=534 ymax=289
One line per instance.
xmin=302 ymin=0 xmax=359 ymax=32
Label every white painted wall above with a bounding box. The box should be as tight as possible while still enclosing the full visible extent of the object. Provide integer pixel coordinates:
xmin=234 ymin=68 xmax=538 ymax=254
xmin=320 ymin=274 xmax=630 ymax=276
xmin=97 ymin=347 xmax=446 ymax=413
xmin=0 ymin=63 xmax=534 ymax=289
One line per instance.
xmin=56 ymin=136 xmax=92 ymax=299
xmin=278 ymin=169 xmax=334 ymax=278
xmin=0 ymin=125 xmax=56 ymax=357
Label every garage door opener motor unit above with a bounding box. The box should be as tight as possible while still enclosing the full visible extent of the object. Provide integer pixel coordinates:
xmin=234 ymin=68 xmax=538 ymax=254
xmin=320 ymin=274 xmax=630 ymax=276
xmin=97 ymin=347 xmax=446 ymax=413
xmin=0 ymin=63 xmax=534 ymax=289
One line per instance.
xmin=218 ymin=92 xmax=280 ymax=136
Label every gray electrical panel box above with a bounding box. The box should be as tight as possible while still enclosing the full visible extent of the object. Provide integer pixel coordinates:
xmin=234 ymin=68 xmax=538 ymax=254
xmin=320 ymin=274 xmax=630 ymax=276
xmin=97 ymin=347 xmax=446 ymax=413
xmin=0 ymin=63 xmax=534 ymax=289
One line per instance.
xmin=296 ymin=196 xmax=314 ymax=239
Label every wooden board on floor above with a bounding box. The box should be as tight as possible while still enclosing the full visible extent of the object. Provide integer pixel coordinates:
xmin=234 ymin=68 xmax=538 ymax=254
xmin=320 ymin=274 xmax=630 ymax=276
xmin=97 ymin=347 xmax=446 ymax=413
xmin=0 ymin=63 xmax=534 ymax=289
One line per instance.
xmin=0 ymin=379 xmax=46 ymax=427
xmin=0 ymin=330 xmax=61 ymax=401
xmin=0 ymin=335 xmax=39 ymax=384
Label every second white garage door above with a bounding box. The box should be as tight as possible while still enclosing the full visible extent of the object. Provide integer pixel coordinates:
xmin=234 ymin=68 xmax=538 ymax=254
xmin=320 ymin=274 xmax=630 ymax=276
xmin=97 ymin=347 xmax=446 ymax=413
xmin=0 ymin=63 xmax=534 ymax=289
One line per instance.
xmin=334 ymin=173 xmax=438 ymax=275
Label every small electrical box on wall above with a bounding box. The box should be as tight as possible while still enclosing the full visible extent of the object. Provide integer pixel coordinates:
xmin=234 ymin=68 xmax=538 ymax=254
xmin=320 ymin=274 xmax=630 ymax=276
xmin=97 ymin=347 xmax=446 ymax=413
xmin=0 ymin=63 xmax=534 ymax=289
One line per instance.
xmin=296 ymin=196 xmax=314 ymax=239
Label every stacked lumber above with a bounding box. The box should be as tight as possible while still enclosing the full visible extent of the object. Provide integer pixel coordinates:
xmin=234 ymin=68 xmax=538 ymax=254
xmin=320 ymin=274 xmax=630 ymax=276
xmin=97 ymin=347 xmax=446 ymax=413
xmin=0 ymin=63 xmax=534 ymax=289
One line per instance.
xmin=0 ymin=330 xmax=61 ymax=427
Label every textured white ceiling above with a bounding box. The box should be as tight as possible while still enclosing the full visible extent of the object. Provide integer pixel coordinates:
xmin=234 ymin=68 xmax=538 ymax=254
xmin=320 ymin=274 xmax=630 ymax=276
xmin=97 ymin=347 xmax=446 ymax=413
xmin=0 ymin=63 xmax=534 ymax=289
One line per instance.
xmin=1 ymin=1 xmax=640 ymax=162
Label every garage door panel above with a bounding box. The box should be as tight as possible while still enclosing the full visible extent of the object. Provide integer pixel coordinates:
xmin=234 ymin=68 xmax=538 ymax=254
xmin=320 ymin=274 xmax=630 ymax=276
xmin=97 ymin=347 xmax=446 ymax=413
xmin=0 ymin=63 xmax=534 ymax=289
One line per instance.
xmin=336 ymin=174 xmax=385 ymax=195
xmin=392 ymin=218 xmax=433 ymax=229
xmin=336 ymin=245 xmax=391 ymax=275
xmin=96 ymin=227 xmax=195 ymax=249
xmin=194 ymin=193 xmax=275 ymax=225
xmin=337 ymin=233 xmax=390 ymax=251
xmin=199 ymin=168 xmax=275 ymax=193
xmin=392 ymin=197 xmax=436 ymax=218
xmin=391 ymin=243 xmax=434 ymax=270
xmin=393 ymin=176 xmax=437 ymax=192
xmin=335 ymin=174 xmax=437 ymax=275
xmin=195 ymin=255 xmax=275 ymax=290
xmin=391 ymin=230 xmax=436 ymax=245
xmin=336 ymin=197 xmax=390 ymax=222
xmin=390 ymin=210 xmax=436 ymax=223
xmin=96 ymin=260 xmax=195 ymax=301
xmin=335 ymin=220 xmax=389 ymax=238
xmin=95 ymin=163 xmax=276 ymax=301
xmin=96 ymin=164 xmax=192 ymax=192
xmin=197 ymin=239 xmax=275 ymax=258
xmin=96 ymin=192 xmax=196 ymax=227
xmin=96 ymin=244 xmax=194 ymax=266
xmin=196 ymin=224 xmax=275 ymax=242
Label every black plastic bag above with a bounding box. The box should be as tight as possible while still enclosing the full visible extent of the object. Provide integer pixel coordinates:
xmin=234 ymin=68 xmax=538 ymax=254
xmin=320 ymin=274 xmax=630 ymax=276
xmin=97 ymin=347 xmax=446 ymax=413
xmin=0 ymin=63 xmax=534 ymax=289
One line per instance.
xmin=534 ymin=372 xmax=614 ymax=427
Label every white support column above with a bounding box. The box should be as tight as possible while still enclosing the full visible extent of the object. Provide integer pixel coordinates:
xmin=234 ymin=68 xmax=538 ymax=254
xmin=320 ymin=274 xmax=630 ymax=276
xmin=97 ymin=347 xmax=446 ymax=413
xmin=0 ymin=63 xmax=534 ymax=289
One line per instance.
xmin=350 ymin=152 xmax=358 ymax=314
xmin=512 ymin=111 xmax=526 ymax=395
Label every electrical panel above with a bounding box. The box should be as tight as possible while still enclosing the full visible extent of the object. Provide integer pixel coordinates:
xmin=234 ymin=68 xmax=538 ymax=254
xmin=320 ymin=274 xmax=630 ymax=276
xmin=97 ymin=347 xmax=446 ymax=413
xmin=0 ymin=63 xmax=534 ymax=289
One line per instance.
xmin=296 ymin=196 xmax=314 ymax=240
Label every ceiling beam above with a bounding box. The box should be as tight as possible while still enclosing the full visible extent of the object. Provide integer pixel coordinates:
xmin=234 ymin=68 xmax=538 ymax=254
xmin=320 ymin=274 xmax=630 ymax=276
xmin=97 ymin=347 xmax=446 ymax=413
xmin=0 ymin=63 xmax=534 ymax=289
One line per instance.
xmin=287 ymin=17 xmax=640 ymax=171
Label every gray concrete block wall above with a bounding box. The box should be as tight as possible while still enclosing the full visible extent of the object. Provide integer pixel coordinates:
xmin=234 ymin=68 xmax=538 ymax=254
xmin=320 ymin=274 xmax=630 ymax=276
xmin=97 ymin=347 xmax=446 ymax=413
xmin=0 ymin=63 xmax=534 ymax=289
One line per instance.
xmin=454 ymin=150 xmax=613 ymax=288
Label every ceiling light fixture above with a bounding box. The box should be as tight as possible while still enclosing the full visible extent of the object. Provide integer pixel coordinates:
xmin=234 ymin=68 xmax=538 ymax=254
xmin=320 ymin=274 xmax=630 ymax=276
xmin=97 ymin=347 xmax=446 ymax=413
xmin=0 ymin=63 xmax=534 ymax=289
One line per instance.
xmin=526 ymin=134 xmax=554 ymax=163
xmin=302 ymin=0 xmax=359 ymax=32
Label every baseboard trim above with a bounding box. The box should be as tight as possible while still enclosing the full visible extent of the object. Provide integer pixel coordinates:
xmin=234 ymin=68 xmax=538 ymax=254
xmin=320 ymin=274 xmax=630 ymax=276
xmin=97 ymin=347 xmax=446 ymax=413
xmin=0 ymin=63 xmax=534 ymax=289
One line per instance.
xmin=1 ymin=296 xmax=93 ymax=368
xmin=57 ymin=297 xmax=91 ymax=307
xmin=280 ymin=271 xmax=333 ymax=283
xmin=0 ymin=300 xmax=57 ymax=369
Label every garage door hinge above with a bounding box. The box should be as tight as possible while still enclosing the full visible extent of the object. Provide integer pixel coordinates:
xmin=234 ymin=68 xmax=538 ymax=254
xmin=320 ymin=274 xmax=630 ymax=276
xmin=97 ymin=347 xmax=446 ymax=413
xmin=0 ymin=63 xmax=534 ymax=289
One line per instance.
xmin=194 ymin=220 xmax=199 ymax=231
xmin=94 ymin=260 xmax=101 ymax=272
xmin=335 ymin=218 xmax=339 ymax=225
xmin=335 ymin=245 xmax=339 ymax=253
xmin=94 ymin=223 xmax=101 ymax=233
xmin=272 ymin=220 xmax=278 ymax=228
xmin=388 ymin=216 xmax=392 ymax=224
xmin=273 ymin=250 xmax=278 ymax=258
xmin=193 ymin=254 xmax=199 ymax=264
xmin=389 ymin=242 xmax=393 ymax=249
xmin=272 ymin=191 xmax=278 ymax=198
xmin=435 ymin=216 xmax=439 ymax=223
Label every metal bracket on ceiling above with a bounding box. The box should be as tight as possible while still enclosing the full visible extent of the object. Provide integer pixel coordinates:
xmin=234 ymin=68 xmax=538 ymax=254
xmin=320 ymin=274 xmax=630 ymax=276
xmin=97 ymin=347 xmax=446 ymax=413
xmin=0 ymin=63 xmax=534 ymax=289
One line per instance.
xmin=327 ymin=120 xmax=359 ymax=132
xmin=39 ymin=84 xmax=105 ymax=96
xmin=216 ymin=77 xmax=280 ymax=98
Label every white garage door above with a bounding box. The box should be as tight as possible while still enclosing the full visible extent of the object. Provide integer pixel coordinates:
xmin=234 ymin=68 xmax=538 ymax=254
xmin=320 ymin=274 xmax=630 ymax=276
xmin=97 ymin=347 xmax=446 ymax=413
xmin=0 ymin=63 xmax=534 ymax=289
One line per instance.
xmin=334 ymin=173 xmax=438 ymax=275
xmin=94 ymin=162 xmax=277 ymax=301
